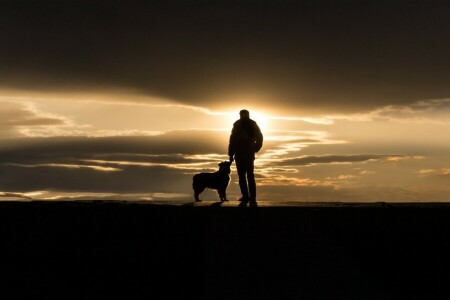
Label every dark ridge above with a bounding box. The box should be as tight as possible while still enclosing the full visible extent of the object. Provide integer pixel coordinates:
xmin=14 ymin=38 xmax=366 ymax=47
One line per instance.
xmin=1 ymin=201 xmax=449 ymax=299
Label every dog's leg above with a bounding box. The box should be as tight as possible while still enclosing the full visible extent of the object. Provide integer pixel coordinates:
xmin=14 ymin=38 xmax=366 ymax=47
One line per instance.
xmin=194 ymin=186 xmax=205 ymax=202
xmin=194 ymin=192 xmax=201 ymax=202
xmin=218 ymin=189 xmax=228 ymax=202
xmin=193 ymin=177 xmax=205 ymax=202
xmin=222 ymin=189 xmax=228 ymax=201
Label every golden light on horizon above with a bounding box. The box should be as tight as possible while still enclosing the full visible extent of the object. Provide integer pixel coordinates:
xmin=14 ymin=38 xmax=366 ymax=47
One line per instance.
xmin=1 ymin=92 xmax=450 ymax=202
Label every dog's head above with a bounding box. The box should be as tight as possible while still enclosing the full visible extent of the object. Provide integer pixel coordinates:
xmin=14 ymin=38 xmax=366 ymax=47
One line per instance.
xmin=218 ymin=161 xmax=232 ymax=174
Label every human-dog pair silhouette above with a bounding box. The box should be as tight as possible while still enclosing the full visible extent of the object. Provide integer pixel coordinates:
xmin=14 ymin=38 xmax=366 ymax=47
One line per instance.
xmin=193 ymin=109 xmax=263 ymax=202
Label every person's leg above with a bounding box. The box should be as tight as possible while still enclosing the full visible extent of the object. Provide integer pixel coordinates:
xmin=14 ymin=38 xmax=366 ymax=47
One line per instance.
xmin=236 ymin=159 xmax=249 ymax=200
xmin=247 ymin=160 xmax=256 ymax=201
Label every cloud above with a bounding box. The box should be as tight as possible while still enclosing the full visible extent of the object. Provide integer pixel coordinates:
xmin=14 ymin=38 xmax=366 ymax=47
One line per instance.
xmin=0 ymin=129 xmax=337 ymax=195
xmin=0 ymin=192 xmax=33 ymax=200
xmin=0 ymin=130 xmax=229 ymax=160
xmin=0 ymin=190 xmax=191 ymax=201
xmin=0 ymin=163 xmax=193 ymax=193
xmin=259 ymin=167 xmax=298 ymax=174
xmin=418 ymin=168 xmax=450 ymax=177
xmin=81 ymin=159 xmax=212 ymax=172
xmin=257 ymin=174 xmax=330 ymax=187
xmin=359 ymin=170 xmax=376 ymax=175
xmin=365 ymin=99 xmax=450 ymax=124
xmin=326 ymin=175 xmax=358 ymax=180
xmin=89 ymin=153 xmax=213 ymax=164
xmin=256 ymin=131 xmax=345 ymax=165
xmin=272 ymin=154 xmax=403 ymax=167
xmin=257 ymin=185 xmax=450 ymax=202
xmin=0 ymin=131 xmax=231 ymax=193
xmin=0 ymin=125 xmax=447 ymax=201
xmin=5 ymin=163 xmax=122 ymax=172
xmin=0 ymin=129 xmax=338 ymax=169
xmin=322 ymin=99 xmax=450 ymax=124
xmin=0 ymin=101 xmax=67 ymax=137
xmin=1 ymin=2 xmax=450 ymax=114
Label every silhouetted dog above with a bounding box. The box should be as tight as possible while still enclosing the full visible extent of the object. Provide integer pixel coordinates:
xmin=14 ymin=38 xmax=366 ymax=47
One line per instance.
xmin=193 ymin=161 xmax=231 ymax=202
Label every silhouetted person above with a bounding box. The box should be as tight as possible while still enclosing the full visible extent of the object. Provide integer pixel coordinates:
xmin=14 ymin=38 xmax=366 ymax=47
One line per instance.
xmin=229 ymin=109 xmax=263 ymax=202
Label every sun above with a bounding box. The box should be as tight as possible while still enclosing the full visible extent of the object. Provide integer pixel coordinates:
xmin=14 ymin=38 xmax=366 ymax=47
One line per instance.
xmin=250 ymin=111 xmax=270 ymax=132
xmin=227 ymin=110 xmax=270 ymax=133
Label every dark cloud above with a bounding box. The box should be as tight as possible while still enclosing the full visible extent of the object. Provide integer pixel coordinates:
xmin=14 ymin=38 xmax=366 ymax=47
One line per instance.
xmin=0 ymin=130 xmax=229 ymax=162
xmin=1 ymin=1 xmax=449 ymax=113
xmin=90 ymin=153 xmax=211 ymax=164
xmin=0 ymin=163 xmax=191 ymax=193
xmin=0 ymin=131 xmax=229 ymax=193
xmin=273 ymin=154 xmax=402 ymax=166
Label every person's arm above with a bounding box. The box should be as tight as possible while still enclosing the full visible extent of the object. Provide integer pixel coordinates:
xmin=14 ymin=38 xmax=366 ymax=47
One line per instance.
xmin=228 ymin=125 xmax=236 ymax=162
xmin=254 ymin=123 xmax=263 ymax=153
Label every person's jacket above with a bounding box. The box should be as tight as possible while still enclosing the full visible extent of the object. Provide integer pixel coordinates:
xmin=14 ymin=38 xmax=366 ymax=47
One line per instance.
xmin=228 ymin=118 xmax=263 ymax=160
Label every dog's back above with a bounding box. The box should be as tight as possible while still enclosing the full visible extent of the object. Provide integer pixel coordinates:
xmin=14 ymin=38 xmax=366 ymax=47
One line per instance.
xmin=193 ymin=171 xmax=229 ymax=190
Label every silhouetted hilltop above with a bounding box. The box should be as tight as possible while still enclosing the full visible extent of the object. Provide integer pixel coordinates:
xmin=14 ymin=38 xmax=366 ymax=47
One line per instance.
xmin=1 ymin=201 xmax=449 ymax=299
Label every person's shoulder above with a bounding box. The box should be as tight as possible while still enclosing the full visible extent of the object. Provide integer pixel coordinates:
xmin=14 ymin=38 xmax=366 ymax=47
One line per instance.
xmin=233 ymin=118 xmax=258 ymax=127
xmin=249 ymin=119 xmax=259 ymax=127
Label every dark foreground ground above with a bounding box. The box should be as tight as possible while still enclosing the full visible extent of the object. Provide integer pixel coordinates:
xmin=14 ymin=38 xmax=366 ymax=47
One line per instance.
xmin=1 ymin=201 xmax=450 ymax=299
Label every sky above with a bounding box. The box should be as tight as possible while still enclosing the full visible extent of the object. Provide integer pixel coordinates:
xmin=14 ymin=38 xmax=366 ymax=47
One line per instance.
xmin=1 ymin=0 xmax=449 ymax=201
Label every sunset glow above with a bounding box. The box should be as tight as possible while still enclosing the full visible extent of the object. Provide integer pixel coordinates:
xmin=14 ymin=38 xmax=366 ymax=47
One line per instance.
xmin=1 ymin=1 xmax=449 ymax=202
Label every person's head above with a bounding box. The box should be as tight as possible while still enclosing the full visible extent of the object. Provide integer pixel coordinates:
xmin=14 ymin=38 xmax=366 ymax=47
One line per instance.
xmin=239 ymin=109 xmax=250 ymax=120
